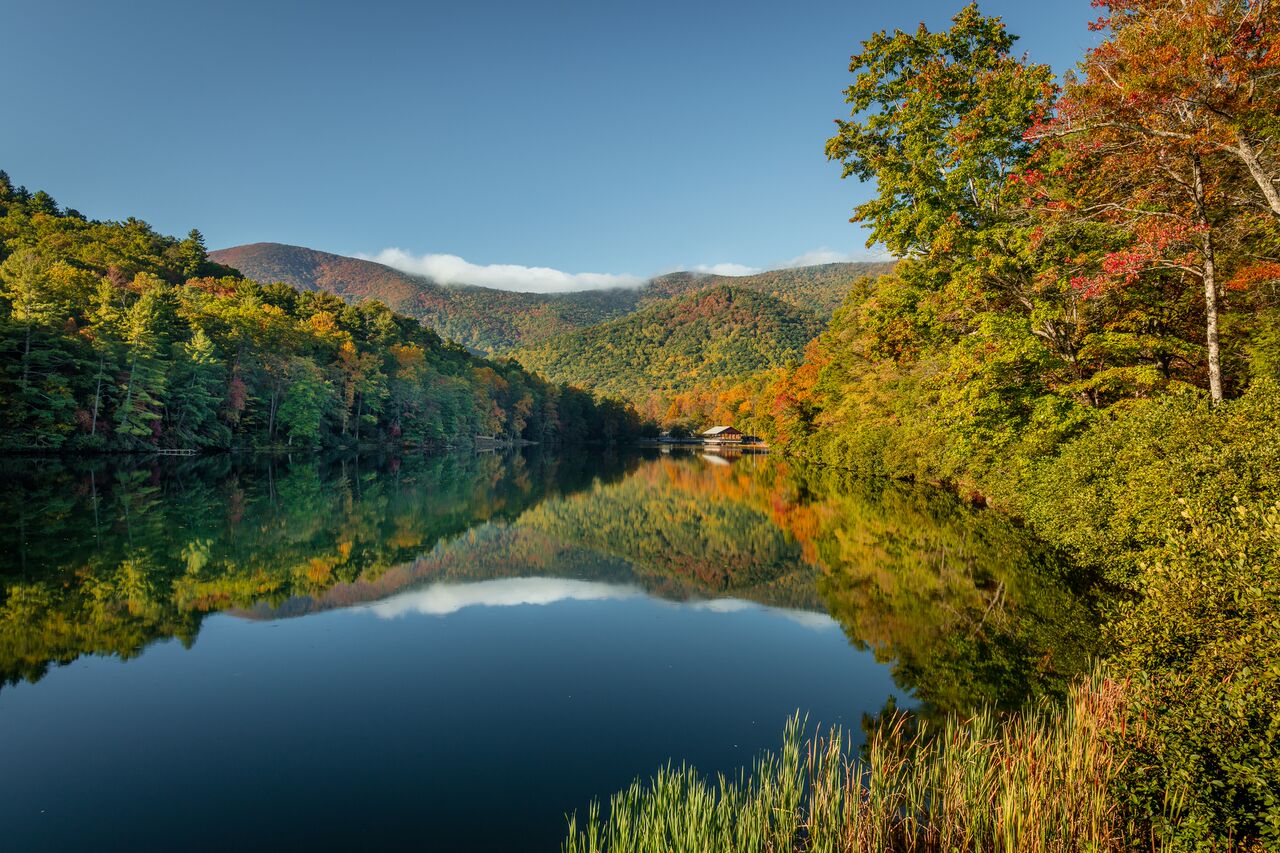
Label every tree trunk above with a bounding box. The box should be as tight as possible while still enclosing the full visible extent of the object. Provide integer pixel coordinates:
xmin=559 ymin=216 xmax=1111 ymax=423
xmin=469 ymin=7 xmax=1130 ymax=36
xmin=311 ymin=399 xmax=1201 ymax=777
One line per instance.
xmin=120 ymin=352 xmax=138 ymax=433
xmin=20 ymin=324 xmax=32 ymax=390
xmin=1202 ymin=245 xmax=1223 ymax=403
xmin=90 ymin=354 xmax=104 ymax=436
xmin=1193 ymin=156 xmax=1224 ymax=404
xmin=1235 ymin=133 xmax=1280 ymax=220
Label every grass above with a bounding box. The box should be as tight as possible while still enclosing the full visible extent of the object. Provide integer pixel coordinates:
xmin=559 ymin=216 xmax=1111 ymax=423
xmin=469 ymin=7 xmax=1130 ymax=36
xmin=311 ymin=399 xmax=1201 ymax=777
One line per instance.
xmin=563 ymin=675 xmax=1143 ymax=853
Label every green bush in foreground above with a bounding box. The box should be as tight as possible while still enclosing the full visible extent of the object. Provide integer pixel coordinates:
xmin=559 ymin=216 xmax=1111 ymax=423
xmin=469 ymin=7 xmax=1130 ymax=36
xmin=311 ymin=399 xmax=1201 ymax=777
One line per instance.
xmin=1111 ymin=502 xmax=1280 ymax=846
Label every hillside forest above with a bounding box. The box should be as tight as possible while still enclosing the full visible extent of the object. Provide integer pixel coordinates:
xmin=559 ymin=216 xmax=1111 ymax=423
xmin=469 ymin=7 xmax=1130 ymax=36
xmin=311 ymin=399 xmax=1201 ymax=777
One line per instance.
xmin=211 ymin=241 xmax=892 ymax=357
xmin=0 ymin=176 xmax=642 ymax=452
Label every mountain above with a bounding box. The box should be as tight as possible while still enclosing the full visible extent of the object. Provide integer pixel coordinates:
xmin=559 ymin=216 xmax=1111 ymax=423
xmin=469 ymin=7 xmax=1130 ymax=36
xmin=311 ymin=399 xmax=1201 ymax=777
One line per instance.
xmin=511 ymin=285 xmax=823 ymax=401
xmin=210 ymin=242 xmax=893 ymax=354
xmin=208 ymin=243 xmax=640 ymax=353
xmin=645 ymin=262 xmax=895 ymax=317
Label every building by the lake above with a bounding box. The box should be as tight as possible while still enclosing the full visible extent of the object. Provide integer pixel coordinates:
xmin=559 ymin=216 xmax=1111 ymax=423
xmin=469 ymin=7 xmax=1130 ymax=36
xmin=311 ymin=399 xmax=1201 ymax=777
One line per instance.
xmin=701 ymin=425 xmax=743 ymax=445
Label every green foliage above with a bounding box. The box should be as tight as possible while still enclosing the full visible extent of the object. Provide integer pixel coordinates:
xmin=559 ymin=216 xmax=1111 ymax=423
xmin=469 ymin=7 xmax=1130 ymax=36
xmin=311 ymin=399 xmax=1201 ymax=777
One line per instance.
xmin=0 ymin=171 xmax=638 ymax=450
xmin=1015 ymin=384 xmax=1280 ymax=583
xmin=514 ymin=285 xmax=822 ymax=404
xmin=1110 ymin=502 xmax=1280 ymax=845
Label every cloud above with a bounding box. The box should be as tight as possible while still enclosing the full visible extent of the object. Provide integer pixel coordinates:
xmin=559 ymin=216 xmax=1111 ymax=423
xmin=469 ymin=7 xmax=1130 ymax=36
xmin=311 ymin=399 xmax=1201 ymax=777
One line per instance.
xmin=782 ymin=248 xmax=855 ymax=267
xmin=782 ymin=247 xmax=896 ymax=267
xmin=363 ymin=248 xmax=645 ymax=293
xmin=361 ymin=245 xmax=895 ymax=292
xmin=690 ymin=262 xmax=762 ymax=277
xmin=687 ymin=247 xmax=894 ymax=278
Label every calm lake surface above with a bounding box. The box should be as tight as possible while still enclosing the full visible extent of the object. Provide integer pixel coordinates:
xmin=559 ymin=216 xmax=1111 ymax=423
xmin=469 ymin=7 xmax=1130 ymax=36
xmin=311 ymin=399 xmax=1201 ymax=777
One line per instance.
xmin=0 ymin=449 xmax=1100 ymax=851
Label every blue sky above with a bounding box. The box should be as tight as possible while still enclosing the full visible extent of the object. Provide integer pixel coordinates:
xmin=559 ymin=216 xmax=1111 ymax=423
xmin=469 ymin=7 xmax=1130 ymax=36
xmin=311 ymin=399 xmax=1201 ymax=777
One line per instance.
xmin=2 ymin=0 xmax=1097 ymax=290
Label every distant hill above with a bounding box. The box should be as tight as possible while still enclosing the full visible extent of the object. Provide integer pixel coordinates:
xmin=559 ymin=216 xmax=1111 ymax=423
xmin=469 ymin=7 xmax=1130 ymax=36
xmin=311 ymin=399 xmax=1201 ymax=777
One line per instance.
xmin=511 ymin=285 xmax=823 ymax=400
xmin=210 ymin=242 xmax=892 ymax=354
xmin=645 ymin=262 xmax=895 ymax=317
xmin=209 ymin=243 xmax=639 ymax=353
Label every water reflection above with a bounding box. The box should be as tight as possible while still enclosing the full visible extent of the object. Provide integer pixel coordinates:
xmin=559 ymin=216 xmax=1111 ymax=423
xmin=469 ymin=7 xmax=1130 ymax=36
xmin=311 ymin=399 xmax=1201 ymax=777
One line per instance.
xmin=366 ymin=577 xmax=645 ymax=618
xmin=0 ymin=449 xmax=1101 ymax=712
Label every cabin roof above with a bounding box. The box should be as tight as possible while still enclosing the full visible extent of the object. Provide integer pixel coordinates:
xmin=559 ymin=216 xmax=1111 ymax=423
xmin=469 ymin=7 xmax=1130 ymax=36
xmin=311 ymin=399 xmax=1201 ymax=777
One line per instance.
xmin=702 ymin=425 xmax=741 ymax=436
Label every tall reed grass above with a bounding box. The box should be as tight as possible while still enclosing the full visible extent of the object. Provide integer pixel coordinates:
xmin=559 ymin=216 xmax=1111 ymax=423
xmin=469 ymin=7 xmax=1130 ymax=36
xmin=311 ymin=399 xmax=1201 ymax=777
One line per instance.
xmin=564 ymin=676 xmax=1138 ymax=852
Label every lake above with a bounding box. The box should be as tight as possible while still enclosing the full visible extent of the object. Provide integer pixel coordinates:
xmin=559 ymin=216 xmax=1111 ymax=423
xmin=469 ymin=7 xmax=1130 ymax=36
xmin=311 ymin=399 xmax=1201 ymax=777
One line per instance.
xmin=0 ymin=449 xmax=1101 ymax=851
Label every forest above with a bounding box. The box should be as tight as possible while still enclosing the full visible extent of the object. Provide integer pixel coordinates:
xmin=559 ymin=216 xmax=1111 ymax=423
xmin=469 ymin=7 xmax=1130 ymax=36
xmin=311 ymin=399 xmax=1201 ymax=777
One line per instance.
xmin=214 ymin=241 xmax=892 ymax=357
xmin=0 ymin=177 xmax=642 ymax=452
xmin=569 ymin=1 xmax=1280 ymax=848
xmin=513 ymin=285 xmax=822 ymax=416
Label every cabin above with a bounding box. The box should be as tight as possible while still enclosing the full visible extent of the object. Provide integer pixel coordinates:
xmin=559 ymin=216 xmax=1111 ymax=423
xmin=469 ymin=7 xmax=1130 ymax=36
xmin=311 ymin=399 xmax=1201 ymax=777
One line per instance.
xmin=701 ymin=425 xmax=743 ymax=445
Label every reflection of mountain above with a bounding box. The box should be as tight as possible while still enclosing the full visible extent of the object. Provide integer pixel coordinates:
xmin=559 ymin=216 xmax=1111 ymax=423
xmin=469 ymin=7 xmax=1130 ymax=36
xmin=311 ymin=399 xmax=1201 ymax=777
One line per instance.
xmin=0 ymin=450 xmax=1102 ymax=714
xmin=0 ymin=452 xmax=635 ymax=685
xmin=367 ymin=577 xmax=644 ymax=617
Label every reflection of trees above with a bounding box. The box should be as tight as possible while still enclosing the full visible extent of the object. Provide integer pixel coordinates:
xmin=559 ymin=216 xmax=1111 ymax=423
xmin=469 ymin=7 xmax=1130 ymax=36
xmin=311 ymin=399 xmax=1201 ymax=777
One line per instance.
xmin=1 ymin=450 xmax=1101 ymax=714
xmin=0 ymin=451 xmax=636 ymax=686
xmin=782 ymin=465 xmax=1103 ymax=714
xmin=519 ymin=455 xmax=818 ymax=606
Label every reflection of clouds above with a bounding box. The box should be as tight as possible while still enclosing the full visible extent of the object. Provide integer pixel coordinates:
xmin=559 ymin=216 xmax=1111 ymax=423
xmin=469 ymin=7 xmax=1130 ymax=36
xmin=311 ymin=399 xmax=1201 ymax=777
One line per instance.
xmin=366 ymin=578 xmax=643 ymax=618
xmin=686 ymin=598 xmax=838 ymax=631
xmin=365 ymin=578 xmax=838 ymax=632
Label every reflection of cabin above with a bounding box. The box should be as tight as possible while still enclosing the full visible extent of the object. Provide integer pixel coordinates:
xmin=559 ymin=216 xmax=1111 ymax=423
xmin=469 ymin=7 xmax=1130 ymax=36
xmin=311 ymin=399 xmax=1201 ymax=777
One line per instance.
xmin=701 ymin=425 xmax=743 ymax=445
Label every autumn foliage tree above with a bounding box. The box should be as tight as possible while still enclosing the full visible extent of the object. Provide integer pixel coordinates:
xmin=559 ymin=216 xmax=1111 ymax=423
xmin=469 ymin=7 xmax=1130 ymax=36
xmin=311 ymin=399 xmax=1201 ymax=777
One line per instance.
xmin=1031 ymin=0 xmax=1280 ymax=402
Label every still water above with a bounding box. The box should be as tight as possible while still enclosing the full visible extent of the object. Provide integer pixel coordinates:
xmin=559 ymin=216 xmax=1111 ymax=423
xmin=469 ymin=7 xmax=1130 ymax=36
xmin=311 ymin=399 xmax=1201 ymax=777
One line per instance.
xmin=0 ymin=450 xmax=1100 ymax=851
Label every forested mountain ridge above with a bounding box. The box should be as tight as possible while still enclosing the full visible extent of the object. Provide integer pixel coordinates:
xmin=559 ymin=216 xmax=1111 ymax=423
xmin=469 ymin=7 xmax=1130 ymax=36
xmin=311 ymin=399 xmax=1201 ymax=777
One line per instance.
xmin=0 ymin=171 xmax=640 ymax=451
xmin=209 ymin=242 xmax=642 ymax=353
xmin=511 ymin=285 xmax=823 ymax=404
xmin=646 ymin=261 xmax=894 ymax=317
xmin=211 ymin=241 xmax=891 ymax=353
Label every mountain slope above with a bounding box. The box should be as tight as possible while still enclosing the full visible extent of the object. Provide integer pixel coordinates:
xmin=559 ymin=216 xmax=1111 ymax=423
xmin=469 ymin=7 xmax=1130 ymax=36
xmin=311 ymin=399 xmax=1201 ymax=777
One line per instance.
xmin=209 ymin=243 xmax=639 ymax=352
xmin=211 ymin=243 xmax=893 ymax=354
xmin=644 ymin=262 xmax=895 ymax=317
xmin=512 ymin=285 xmax=823 ymax=400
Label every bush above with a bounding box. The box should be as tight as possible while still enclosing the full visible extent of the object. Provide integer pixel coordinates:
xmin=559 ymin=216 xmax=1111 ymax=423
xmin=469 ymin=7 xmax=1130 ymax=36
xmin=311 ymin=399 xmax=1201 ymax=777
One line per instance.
xmin=1111 ymin=502 xmax=1280 ymax=847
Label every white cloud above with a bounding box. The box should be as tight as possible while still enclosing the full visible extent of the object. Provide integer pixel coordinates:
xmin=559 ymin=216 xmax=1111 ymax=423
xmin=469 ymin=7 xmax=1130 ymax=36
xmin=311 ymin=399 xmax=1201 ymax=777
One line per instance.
xmin=360 ymin=245 xmax=895 ymax=293
xmin=688 ymin=247 xmax=894 ymax=279
xmin=783 ymin=249 xmax=855 ymax=267
xmin=690 ymin=262 xmax=762 ymax=277
xmin=362 ymin=248 xmax=645 ymax=293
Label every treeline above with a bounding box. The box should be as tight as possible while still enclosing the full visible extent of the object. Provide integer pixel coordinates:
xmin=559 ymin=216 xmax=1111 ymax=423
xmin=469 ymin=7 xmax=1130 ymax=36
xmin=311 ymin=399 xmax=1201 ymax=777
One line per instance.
xmin=0 ymin=174 xmax=641 ymax=452
xmin=514 ymin=285 xmax=821 ymax=417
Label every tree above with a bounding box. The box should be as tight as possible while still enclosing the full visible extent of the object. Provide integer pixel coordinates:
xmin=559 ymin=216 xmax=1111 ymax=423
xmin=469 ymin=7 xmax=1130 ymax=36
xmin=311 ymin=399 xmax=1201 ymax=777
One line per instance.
xmin=113 ymin=280 xmax=179 ymax=444
xmin=1081 ymin=0 xmax=1280 ymax=221
xmin=165 ymin=327 xmax=228 ymax=447
xmin=177 ymin=229 xmax=209 ymax=280
xmin=826 ymin=3 xmax=1054 ymax=270
xmin=277 ymin=358 xmax=334 ymax=447
xmin=1036 ymin=0 xmax=1279 ymax=402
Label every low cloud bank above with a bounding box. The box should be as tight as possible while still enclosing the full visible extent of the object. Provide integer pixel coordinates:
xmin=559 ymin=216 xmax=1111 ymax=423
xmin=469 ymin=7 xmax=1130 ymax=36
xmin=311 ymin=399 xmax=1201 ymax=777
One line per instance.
xmin=363 ymin=246 xmax=894 ymax=292
xmin=691 ymin=247 xmax=893 ymax=278
xmin=363 ymin=248 xmax=644 ymax=293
